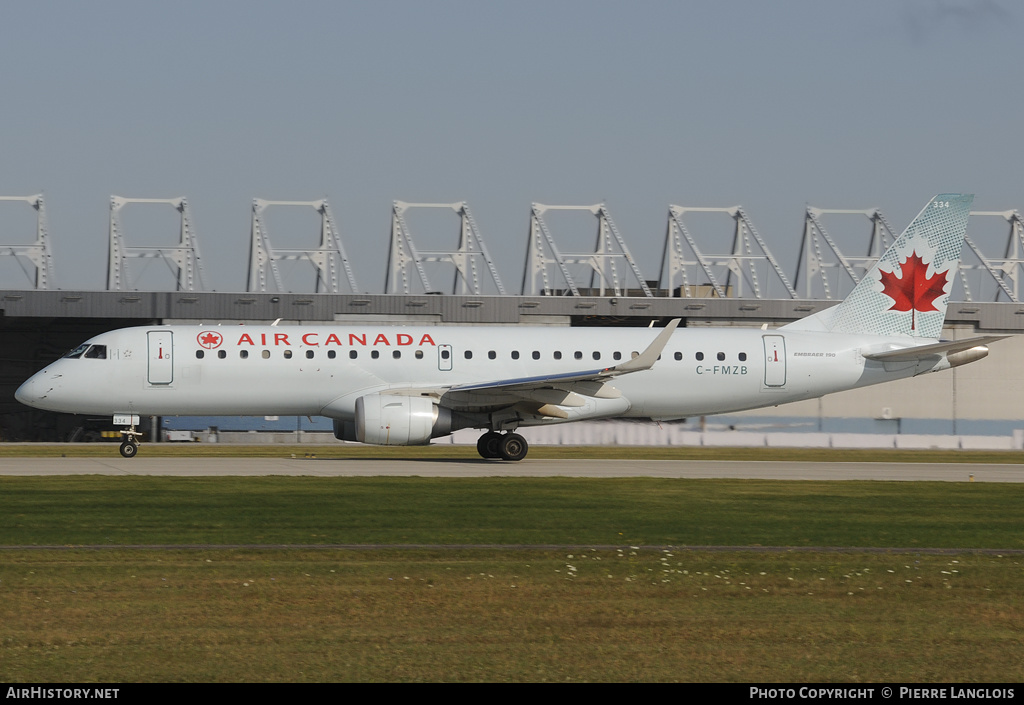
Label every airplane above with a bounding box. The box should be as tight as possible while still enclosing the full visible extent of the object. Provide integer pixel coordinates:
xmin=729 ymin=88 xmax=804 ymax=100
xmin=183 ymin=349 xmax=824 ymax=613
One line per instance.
xmin=16 ymin=194 xmax=1004 ymax=461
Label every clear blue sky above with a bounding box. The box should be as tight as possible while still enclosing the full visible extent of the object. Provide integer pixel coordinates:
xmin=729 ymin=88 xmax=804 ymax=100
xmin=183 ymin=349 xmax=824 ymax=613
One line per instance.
xmin=1 ymin=0 xmax=1020 ymax=293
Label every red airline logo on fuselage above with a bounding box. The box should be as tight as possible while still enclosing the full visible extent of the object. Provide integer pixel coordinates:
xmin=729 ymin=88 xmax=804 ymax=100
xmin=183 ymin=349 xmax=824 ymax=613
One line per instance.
xmin=197 ymin=331 xmax=224 ymax=349
xmin=232 ymin=332 xmax=436 ymax=347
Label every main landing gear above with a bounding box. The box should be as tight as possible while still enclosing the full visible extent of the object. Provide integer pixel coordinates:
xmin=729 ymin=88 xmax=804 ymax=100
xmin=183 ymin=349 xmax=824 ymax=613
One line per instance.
xmin=476 ymin=431 xmax=529 ymax=461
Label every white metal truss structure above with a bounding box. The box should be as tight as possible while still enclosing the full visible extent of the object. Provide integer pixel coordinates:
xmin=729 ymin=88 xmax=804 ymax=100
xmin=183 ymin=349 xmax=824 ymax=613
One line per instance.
xmin=107 ymin=196 xmax=207 ymax=291
xmin=957 ymin=210 xmax=1024 ymax=303
xmin=385 ymin=201 xmax=506 ymax=295
xmin=0 ymin=194 xmax=53 ymax=289
xmin=247 ymin=198 xmax=358 ymax=294
xmin=793 ymin=207 xmax=897 ymax=300
xmin=522 ymin=203 xmax=652 ymax=297
xmin=659 ymin=206 xmax=796 ymax=299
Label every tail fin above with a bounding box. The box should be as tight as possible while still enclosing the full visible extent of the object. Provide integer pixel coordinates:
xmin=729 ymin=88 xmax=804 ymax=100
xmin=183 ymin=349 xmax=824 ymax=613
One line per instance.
xmin=783 ymin=194 xmax=974 ymax=338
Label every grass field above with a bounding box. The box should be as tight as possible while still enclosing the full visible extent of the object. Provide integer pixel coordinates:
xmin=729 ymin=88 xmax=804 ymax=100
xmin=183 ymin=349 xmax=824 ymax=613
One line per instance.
xmin=1 ymin=450 xmax=1023 ymax=682
xmin=2 ymin=476 xmax=1024 ymax=548
xmin=3 ymin=549 xmax=1021 ymax=682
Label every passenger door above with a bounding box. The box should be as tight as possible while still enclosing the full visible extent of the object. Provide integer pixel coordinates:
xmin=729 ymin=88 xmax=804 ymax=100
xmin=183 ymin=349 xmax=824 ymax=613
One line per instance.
xmin=762 ymin=335 xmax=786 ymax=387
xmin=147 ymin=331 xmax=174 ymax=385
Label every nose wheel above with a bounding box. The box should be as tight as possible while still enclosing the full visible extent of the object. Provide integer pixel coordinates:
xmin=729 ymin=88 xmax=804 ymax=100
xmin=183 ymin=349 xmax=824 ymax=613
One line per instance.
xmin=476 ymin=431 xmax=528 ymax=461
xmin=118 ymin=424 xmax=142 ymax=458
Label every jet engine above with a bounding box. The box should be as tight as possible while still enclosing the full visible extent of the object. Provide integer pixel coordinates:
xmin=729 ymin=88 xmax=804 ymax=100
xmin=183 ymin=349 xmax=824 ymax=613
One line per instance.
xmin=350 ymin=394 xmax=455 ymax=445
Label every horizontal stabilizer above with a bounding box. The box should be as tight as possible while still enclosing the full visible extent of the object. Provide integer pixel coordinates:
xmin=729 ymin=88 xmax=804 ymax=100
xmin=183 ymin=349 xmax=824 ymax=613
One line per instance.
xmin=862 ymin=336 xmax=1006 ymax=362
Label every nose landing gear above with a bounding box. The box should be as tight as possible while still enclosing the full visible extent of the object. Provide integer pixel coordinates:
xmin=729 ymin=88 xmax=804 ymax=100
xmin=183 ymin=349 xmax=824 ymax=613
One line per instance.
xmin=118 ymin=423 xmax=142 ymax=458
xmin=476 ymin=431 xmax=528 ymax=461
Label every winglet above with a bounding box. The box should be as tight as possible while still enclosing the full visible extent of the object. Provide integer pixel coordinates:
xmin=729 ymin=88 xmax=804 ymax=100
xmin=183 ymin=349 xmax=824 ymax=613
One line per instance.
xmin=601 ymin=318 xmax=680 ymax=376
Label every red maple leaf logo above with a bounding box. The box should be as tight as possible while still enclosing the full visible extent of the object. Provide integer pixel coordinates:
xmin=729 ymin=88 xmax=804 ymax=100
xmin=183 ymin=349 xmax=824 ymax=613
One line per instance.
xmin=197 ymin=331 xmax=223 ymax=349
xmin=878 ymin=251 xmax=948 ymax=331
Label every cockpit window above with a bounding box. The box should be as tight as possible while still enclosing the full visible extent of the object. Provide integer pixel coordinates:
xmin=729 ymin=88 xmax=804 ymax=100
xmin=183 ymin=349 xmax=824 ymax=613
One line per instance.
xmin=63 ymin=343 xmax=90 ymax=359
xmin=83 ymin=345 xmax=107 ymax=359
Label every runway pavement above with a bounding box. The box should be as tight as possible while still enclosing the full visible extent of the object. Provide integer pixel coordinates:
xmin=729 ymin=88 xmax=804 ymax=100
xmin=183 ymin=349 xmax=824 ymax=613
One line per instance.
xmin=0 ymin=456 xmax=1021 ymax=481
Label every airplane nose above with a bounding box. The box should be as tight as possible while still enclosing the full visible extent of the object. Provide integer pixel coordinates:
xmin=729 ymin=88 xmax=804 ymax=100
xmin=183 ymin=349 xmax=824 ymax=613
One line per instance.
xmin=15 ymin=377 xmax=36 ymax=406
xmin=15 ymin=372 xmax=49 ymax=408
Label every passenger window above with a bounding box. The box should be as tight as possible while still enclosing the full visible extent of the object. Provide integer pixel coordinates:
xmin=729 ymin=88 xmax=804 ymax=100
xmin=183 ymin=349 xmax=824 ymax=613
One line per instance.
xmin=371 ymin=350 xmax=380 ymax=359
xmin=84 ymin=345 xmax=106 ymax=359
xmin=465 ymin=351 xmax=473 ymax=360
xmin=349 ymin=350 xmax=358 ymax=359
xmin=696 ymin=352 xmax=704 ymax=361
xmin=613 ymin=352 xmax=621 ymax=361
xmin=592 ymin=352 xmax=600 ymax=361
xmin=674 ymin=352 xmax=682 ymax=361
xmin=532 ymin=351 xmax=540 ymax=360
xmin=739 ymin=352 xmax=747 ymax=361
xmin=240 ymin=350 xmax=248 ymax=359
xmin=554 ymin=351 xmax=562 ymax=360
xmin=284 ymin=350 xmax=293 ymax=359
xmin=306 ymin=350 xmax=314 ymax=359
xmin=196 ymin=350 xmax=204 ymax=359
xmin=415 ymin=350 xmax=423 ymax=359
xmin=488 ymin=351 xmax=496 ymax=360
xmin=717 ymin=352 xmax=725 ymax=361
xmin=393 ymin=350 xmax=401 ymax=359
xmin=218 ymin=350 xmax=226 ymax=359
xmin=574 ymin=351 xmax=583 ymax=360
xmin=441 ymin=350 xmax=450 ymax=360
xmin=262 ymin=350 xmax=270 ymax=359
xmin=327 ymin=350 xmax=336 ymax=359
xmin=511 ymin=351 xmax=520 ymax=360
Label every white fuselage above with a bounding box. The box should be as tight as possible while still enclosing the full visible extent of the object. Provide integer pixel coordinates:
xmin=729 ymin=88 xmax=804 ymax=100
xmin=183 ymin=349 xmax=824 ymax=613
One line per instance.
xmin=15 ymin=324 xmax=941 ymax=425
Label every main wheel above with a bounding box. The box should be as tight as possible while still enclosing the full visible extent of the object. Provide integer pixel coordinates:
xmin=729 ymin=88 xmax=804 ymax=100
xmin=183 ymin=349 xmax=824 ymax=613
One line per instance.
xmin=498 ymin=432 xmax=528 ymax=461
xmin=476 ymin=431 xmax=503 ymax=459
xmin=119 ymin=441 xmax=138 ymax=458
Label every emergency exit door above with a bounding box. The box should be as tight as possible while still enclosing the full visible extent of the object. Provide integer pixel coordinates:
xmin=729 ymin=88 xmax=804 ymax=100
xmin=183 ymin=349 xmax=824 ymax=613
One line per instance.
xmin=438 ymin=344 xmax=453 ymax=371
xmin=148 ymin=331 xmax=173 ymax=384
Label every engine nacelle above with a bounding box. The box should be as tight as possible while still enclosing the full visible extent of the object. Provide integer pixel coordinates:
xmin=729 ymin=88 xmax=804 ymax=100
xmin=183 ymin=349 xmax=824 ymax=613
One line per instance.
xmin=354 ymin=394 xmax=453 ymax=445
xmin=946 ymin=345 xmax=989 ymax=369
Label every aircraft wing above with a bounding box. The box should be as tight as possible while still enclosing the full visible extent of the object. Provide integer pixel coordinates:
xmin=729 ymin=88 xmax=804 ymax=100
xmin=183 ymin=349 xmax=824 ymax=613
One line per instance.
xmin=861 ymin=336 xmax=1006 ymax=362
xmin=385 ymin=319 xmax=680 ymax=414
xmin=450 ymin=318 xmax=680 ymax=393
